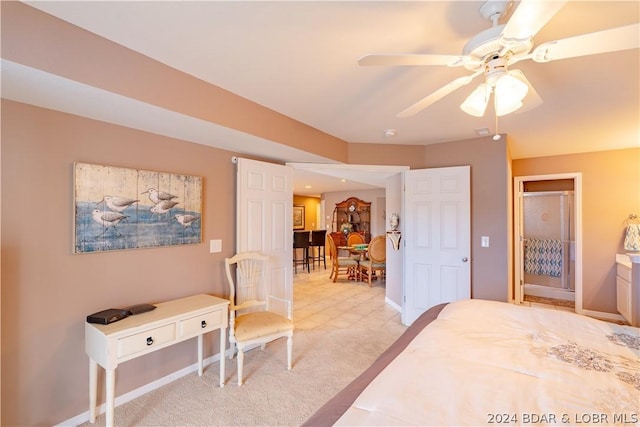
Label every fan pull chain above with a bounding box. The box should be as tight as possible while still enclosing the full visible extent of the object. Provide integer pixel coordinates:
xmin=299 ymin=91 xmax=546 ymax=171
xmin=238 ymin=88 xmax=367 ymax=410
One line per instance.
xmin=493 ymin=94 xmax=501 ymax=141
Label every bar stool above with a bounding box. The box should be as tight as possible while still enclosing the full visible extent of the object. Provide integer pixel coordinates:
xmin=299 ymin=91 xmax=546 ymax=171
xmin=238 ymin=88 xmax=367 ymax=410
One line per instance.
xmin=293 ymin=230 xmax=311 ymax=273
xmin=309 ymin=230 xmax=327 ymax=269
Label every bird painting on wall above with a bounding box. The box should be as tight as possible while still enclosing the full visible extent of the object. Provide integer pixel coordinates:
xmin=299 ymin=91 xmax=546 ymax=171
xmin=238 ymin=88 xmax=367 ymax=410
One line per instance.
xmin=150 ymin=200 xmax=180 ymax=220
xmin=74 ymin=162 xmax=202 ymax=253
xmin=96 ymin=195 xmax=139 ymax=212
xmin=174 ymin=214 xmax=200 ymax=235
xmin=91 ymin=209 xmax=128 ymax=237
xmin=142 ymin=188 xmax=178 ymax=205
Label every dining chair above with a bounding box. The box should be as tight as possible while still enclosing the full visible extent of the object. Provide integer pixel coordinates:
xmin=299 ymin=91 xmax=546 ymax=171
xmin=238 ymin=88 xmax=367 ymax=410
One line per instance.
xmin=346 ymin=232 xmax=367 ymax=263
xmin=224 ymin=252 xmax=294 ymax=386
xmin=293 ymin=230 xmax=311 ymax=273
xmin=327 ymin=234 xmax=359 ymax=282
xmin=346 ymin=232 xmax=365 ymax=246
xmin=359 ymin=235 xmax=386 ymax=286
xmin=309 ymin=230 xmax=327 ymax=269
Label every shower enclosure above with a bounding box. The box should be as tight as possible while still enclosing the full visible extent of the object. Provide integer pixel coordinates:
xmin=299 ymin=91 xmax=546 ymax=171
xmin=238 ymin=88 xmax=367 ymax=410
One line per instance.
xmin=522 ymin=191 xmax=575 ymax=301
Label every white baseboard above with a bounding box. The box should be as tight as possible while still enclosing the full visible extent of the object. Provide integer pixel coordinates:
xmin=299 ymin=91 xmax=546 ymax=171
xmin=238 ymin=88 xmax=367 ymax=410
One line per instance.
xmin=524 ymin=283 xmax=575 ymax=301
xmin=581 ymin=309 xmax=626 ymax=323
xmin=56 ymin=351 xmax=228 ymax=427
xmin=385 ymin=297 xmax=402 ymax=313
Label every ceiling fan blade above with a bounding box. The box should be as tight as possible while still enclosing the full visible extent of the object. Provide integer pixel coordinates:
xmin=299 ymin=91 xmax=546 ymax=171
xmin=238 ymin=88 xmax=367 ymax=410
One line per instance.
xmin=501 ymin=0 xmax=567 ymax=42
xmin=510 ymin=70 xmax=543 ymax=114
xmin=531 ymin=23 xmax=640 ymax=63
xmin=358 ymin=54 xmax=472 ymax=67
xmin=397 ymin=72 xmax=481 ymax=118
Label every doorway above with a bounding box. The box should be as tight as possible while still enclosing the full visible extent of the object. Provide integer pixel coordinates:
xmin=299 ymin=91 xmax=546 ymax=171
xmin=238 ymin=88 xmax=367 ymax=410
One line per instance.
xmin=288 ymin=163 xmax=408 ymax=316
xmin=514 ymin=173 xmax=583 ymax=313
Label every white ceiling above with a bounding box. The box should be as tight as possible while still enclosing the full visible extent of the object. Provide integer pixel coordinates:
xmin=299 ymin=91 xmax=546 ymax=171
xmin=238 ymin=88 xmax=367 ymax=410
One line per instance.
xmin=4 ymin=1 xmax=640 ymax=196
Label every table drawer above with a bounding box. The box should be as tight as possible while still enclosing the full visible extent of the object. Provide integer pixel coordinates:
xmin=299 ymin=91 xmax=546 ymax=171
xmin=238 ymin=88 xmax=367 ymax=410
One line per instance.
xmin=117 ymin=324 xmax=176 ymax=359
xmin=180 ymin=308 xmax=225 ymax=337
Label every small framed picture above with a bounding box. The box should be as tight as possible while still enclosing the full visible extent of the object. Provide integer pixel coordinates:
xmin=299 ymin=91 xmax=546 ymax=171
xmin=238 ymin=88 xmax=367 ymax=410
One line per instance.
xmin=293 ymin=205 xmax=305 ymax=230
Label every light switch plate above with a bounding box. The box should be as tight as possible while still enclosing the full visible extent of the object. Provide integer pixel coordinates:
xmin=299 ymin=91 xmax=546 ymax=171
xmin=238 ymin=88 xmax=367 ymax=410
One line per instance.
xmin=481 ymin=236 xmax=490 ymax=248
xmin=210 ymin=239 xmax=222 ymax=253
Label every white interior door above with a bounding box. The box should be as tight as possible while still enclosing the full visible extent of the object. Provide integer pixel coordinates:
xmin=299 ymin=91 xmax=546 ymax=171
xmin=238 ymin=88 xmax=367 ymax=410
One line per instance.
xmin=403 ymin=166 xmax=470 ymax=325
xmin=236 ymin=157 xmax=293 ymax=317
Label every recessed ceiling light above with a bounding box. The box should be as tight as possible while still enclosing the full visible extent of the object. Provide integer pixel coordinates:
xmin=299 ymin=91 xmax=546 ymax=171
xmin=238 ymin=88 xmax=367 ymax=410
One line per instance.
xmin=383 ymin=129 xmax=397 ymax=138
xmin=475 ymin=127 xmax=490 ymax=136
xmin=304 ymin=185 xmax=311 ymax=189
xmin=341 ymin=179 xmax=347 ymax=182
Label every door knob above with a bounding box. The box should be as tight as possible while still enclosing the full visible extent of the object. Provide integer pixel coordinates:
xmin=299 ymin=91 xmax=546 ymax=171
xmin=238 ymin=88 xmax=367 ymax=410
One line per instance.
xmin=462 ymin=257 xmax=469 ymax=262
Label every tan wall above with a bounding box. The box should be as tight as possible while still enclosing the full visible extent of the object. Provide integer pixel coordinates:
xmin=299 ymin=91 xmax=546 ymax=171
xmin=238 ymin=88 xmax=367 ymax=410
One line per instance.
xmin=513 ymin=148 xmax=640 ymax=313
xmin=349 ymin=143 xmax=426 ymax=169
xmin=1 ymin=101 xmax=244 ymax=425
xmin=421 ymin=136 xmax=512 ymax=302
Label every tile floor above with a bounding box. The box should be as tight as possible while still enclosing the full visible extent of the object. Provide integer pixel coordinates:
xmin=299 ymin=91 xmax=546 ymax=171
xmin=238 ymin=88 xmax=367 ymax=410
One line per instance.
xmin=293 ymin=263 xmax=403 ymax=332
xmin=292 ymin=261 xmax=584 ymax=330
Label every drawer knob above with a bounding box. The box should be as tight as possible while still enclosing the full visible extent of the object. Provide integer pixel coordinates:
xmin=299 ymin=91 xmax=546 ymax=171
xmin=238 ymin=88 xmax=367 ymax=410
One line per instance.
xmin=201 ymin=320 xmax=207 ymax=329
xmin=146 ymin=337 xmax=154 ymax=346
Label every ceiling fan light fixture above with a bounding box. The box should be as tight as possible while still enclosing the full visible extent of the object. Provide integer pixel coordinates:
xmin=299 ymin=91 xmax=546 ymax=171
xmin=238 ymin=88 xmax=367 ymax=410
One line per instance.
xmin=494 ymin=72 xmax=528 ymax=116
xmin=460 ymin=83 xmax=491 ymax=117
xmin=495 ymin=97 xmax=524 ymax=116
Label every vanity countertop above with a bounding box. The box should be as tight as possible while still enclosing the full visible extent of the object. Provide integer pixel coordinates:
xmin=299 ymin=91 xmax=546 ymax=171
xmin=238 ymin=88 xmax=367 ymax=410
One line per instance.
xmin=616 ymin=253 xmax=640 ymax=267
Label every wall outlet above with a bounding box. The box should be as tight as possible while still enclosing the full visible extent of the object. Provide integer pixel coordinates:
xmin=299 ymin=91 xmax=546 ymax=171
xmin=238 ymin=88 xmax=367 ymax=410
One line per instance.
xmin=210 ymin=239 xmax=222 ymax=253
xmin=481 ymin=236 xmax=490 ymax=248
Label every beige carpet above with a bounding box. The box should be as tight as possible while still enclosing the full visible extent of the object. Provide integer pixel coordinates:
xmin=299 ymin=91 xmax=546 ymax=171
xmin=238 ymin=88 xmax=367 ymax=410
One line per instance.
xmin=81 ymin=272 xmax=406 ymax=426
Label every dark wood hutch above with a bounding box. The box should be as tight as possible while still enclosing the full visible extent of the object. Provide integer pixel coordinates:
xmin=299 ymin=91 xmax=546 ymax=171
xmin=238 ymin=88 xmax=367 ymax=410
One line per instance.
xmin=330 ymin=197 xmax=371 ymax=246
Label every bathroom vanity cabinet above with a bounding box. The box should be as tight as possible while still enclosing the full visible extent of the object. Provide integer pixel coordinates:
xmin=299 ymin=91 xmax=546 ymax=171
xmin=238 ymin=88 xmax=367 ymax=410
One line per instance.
xmin=616 ymin=253 xmax=640 ymax=326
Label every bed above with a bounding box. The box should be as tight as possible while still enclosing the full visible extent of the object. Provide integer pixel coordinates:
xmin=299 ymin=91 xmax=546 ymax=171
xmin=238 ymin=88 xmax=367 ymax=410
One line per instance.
xmin=303 ymin=299 xmax=640 ymax=426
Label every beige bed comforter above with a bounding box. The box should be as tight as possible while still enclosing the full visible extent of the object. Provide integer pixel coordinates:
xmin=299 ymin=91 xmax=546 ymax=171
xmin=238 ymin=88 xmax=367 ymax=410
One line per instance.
xmin=336 ymin=299 xmax=639 ymax=426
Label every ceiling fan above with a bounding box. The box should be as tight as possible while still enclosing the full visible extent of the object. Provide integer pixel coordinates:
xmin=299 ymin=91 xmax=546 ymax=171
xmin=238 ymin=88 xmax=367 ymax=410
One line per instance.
xmin=358 ymin=0 xmax=639 ymax=118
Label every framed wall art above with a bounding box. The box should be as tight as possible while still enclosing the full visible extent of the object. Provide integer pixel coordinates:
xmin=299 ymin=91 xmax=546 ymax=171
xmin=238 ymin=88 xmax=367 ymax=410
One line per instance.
xmin=293 ymin=205 xmax=305 ymax=230
xmin=74 ymin=162 xmax=202 ymax=253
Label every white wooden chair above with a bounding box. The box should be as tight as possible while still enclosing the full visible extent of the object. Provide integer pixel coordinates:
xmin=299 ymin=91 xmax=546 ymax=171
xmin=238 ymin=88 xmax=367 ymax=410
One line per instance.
xmin=224 ymin=252 xmax=294 ymax=385
xmin=359 ymin=235 xmax=386 ymax=286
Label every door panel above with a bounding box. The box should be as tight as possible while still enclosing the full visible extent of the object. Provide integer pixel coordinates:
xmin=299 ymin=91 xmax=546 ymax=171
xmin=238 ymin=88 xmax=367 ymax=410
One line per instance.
xmin=403 ymin=166 xmax=470 ymax=325
xmin=237 ymin=158 xmax=293 ymax=317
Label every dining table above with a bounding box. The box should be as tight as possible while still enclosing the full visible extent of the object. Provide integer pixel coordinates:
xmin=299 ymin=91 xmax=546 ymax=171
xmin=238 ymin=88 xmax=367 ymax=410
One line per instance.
xmin=337 ymin=245 xmax=368 ymax=280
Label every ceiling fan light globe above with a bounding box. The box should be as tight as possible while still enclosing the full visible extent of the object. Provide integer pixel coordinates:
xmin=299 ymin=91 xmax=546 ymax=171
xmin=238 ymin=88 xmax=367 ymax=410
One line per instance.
xmin=460 ymin=83 xmax=491 ymax=117
xmin=494 ymin=73 xmax=528 ymax=116
xmin=496 ymin=98 xmax=524 ymax=116
xmin=495 ymin=73 xmax=528 ymax=100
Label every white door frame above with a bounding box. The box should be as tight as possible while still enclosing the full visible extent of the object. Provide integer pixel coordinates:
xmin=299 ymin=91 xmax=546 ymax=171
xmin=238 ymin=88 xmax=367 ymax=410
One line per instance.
xmin=513 ymin=173 xmax=583 ymax=314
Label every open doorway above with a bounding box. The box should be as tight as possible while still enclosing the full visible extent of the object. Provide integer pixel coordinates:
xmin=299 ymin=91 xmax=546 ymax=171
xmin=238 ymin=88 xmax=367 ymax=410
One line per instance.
xmin=514 ymin=173 xmax=583 ymax=314
xmin=288 ymin=163 xmax=408 ymax=312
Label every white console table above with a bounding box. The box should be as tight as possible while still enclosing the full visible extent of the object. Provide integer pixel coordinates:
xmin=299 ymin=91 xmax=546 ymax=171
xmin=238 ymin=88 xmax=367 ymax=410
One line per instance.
xmin=85 ymin=294 xmax=229 ymax=427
